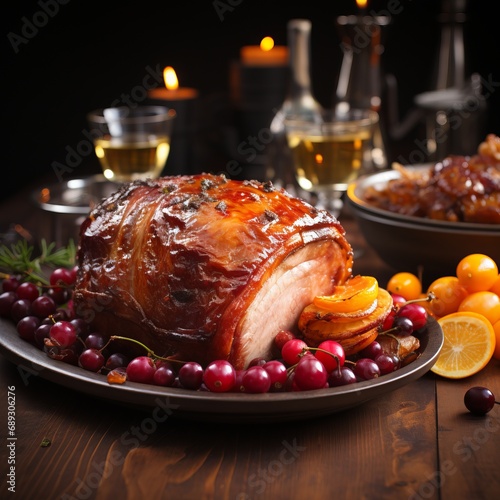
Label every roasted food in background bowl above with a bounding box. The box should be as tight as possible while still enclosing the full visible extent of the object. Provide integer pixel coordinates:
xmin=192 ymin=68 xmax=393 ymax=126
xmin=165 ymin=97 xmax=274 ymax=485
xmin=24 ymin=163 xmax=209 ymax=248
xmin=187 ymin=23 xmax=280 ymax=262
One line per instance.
xmin=362 ymin=134 xmax=500 ymax=224
xmin=346 ymin=135 xmax=500 ymax=282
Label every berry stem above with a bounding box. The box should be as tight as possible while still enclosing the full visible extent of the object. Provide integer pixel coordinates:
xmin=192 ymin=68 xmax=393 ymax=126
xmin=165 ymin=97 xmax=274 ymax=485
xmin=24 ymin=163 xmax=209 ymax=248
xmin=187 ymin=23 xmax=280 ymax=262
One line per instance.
xmin=378 ymin=327 xmax=401 ymax=336
xmin=109 ymin=335 xmax=184 ymax=364
xmin=304 ymin=346 xmax=341 ymax=365
xmin=402 ymin=292 xmax=435 ymax=307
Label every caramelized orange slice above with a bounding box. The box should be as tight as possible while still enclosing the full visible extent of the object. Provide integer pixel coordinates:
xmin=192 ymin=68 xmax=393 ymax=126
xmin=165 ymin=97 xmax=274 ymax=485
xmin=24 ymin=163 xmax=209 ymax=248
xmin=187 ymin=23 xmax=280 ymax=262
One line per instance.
xmin=300 ymin=287 xmax=393 ymax=341
xmin=313 ymin=275 xmax=379 ymax=313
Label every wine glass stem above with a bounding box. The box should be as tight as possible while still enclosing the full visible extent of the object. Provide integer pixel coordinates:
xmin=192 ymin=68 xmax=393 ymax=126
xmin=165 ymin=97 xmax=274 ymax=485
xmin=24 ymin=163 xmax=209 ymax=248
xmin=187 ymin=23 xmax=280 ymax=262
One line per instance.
xmin=317 ymin=191 xmax=343 ymax=218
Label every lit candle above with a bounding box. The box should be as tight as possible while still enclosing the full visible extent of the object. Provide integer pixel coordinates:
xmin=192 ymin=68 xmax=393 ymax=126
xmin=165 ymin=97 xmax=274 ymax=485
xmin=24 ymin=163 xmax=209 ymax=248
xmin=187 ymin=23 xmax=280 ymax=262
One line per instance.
xmin=148 ymin=66 xmax=199 ymax=103
xmin=147 ymin=67 xmax=200 ymax=175
xmin=356 ymin=0 xmax=368 ymax=16
xmin=240 ymin=37 xmax=289 ymax=66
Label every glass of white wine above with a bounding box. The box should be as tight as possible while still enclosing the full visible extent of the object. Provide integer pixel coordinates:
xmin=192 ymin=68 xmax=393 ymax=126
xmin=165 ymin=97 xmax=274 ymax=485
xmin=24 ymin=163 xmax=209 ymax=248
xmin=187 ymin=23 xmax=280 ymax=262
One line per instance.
xmin=87 ymin=106 xmax=176 ymax=182
xmin=285 ymin=108 xmax=378 ymax=217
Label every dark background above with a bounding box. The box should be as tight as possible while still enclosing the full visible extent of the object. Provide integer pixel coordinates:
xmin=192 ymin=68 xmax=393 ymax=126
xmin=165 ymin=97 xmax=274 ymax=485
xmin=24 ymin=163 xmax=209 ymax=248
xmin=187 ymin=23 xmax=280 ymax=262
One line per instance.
xmin=2 ymin=0 xmax=499 ymax=203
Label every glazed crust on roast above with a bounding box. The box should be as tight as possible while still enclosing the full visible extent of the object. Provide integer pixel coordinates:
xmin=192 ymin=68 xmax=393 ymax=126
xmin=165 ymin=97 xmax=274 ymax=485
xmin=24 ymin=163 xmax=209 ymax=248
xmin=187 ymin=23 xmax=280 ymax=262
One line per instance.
xmin=73 ymin=174 xmax=353 ymax=368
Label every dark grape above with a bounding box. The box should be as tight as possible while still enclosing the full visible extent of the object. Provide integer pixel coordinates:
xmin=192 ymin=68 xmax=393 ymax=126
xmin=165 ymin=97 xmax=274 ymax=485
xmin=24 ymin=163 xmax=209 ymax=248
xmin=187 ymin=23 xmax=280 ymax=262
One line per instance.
xmin=392 ymin=315 xmax=414 ymax=336
xmin=85 ymin=333 xmax=107 ymax=350
xmin=105 ymin=353 xmax=129 ymax=371
xmin=70 ymin=318 xmax=90 ymax=337
xmin=353 ymin=358 xmax=380 ymax=380
xmin=0 ymin=291 xmax=17 ymax=317
xmin=358 ymin=340 xmax=382 ymax=360
xmin=31 ymin=295 xmax=57 ymax=318
xmin=16 ymin=282 xmax=39 ymax=301
xmin=464 ymin=386 xmax=497 ymax=415
xmin=16 ymin=315 xmax=41 ymax=342
xmin=79 ymin=348 xmax=106 ymax=372
xmin=46 ymin=287 xmax=70 ymax=305
xmin=375 ymin=353 xmax=399 ymax=375
xmin=178 ymin=361 xmax=204 ymax=390
xmin=11 ymin=299 xmax=32 ymax=323
xmin=328 ymin=366 xmax=357 ymax=387
xmin=34 ymin=323 xmax=52 ymax=348
xmin=2 ymin=276 xmax=20 ymax=292
xmin=153 ymin=364 xmax=176 ymax=386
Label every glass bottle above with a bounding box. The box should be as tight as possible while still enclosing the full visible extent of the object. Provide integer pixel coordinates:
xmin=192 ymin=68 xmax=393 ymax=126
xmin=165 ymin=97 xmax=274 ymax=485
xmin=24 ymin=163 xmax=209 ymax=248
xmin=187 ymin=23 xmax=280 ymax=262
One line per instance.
xmin=266 ymin=19 xmax=323 ymax=190
xmin=334 ymin=14 xmax=390 ymax=171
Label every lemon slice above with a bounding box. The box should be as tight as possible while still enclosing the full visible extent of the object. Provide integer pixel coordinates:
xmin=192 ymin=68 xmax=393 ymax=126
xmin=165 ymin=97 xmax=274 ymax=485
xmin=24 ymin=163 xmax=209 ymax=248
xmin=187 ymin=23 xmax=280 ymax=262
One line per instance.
xmin=313 ymin=276 xmax=378 ymax=313
xmin=431 ymin=312 xmax=496 ymax=379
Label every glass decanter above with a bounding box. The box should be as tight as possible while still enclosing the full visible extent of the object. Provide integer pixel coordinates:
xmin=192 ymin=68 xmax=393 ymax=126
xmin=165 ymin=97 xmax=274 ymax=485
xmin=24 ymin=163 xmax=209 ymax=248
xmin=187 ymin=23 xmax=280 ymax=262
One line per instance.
xmin=266 ymin=18 xmax=323 ymax=190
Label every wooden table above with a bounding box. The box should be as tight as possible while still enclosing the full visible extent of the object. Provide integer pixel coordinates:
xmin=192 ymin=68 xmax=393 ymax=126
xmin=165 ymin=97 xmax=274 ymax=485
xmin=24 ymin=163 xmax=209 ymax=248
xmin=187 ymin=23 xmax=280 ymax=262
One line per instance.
xmin=0 ymin=179 xmax=499 ymax=500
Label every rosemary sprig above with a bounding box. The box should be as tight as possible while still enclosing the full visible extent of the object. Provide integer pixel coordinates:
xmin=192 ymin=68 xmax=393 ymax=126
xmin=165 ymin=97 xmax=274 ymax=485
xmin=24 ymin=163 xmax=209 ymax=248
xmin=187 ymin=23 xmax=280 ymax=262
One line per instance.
xmin=0 ymin=238 xmax=76 ymax=285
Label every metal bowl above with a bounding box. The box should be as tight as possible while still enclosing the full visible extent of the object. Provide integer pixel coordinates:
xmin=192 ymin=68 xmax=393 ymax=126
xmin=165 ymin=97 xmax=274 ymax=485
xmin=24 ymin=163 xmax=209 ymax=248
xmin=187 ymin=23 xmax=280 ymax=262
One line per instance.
xmin=34 ymin=175 xmax=121 ymax=215
xmin=33 ymin=175 xmax=121 ymax=245
xmin=346 ymin=166 xmax=500 ymax=283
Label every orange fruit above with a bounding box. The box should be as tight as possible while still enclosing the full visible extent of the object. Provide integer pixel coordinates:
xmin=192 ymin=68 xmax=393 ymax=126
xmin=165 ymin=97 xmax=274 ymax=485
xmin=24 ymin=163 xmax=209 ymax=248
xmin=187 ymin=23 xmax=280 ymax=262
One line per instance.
xmin=431 ymin=311 xmax=496 ymax=379
xmin=386 ymin=272 xmax=422 ymax=300
xmin=458 ymin=291 xmax=500 ymax=325
xmin=489 ymin=274 xmax=500 ymax=296
xmin=493 ymin=320 xmax=500 ymax=360
xmin=313 ymin=275 xmax=378 ymax=314
xmin=456 ymin=253 xmax=498 ymax=293
xmin=427 ymin=276 xmax=468 ymax=317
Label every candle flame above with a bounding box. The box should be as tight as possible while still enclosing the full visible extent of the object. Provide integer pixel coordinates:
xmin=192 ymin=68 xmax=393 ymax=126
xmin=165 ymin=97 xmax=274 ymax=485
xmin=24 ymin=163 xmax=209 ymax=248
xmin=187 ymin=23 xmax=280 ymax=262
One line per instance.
xmin=356 ymin=0 xmax=368 ymax=8
xmin=40 ymin=187 xmax=50 ymax=203
xmin=315 ymin=154 xmax=324 ymax=164
xmin=163 ymin=66 xmax=179 ymax=91
xmin=260 ymin=36 xmax=275 ymax=52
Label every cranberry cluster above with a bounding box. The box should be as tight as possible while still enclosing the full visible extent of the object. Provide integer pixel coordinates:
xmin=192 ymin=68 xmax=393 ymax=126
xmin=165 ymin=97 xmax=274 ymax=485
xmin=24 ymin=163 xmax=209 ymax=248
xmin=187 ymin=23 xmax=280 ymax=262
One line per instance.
xmin=0 ymin=269 xmax=430 ymax=394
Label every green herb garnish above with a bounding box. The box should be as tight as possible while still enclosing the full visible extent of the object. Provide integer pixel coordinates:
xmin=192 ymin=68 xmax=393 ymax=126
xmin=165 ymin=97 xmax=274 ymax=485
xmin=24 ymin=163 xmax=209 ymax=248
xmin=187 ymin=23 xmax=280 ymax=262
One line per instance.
xmin=0 ymin=239 xmax=76 ymax=285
